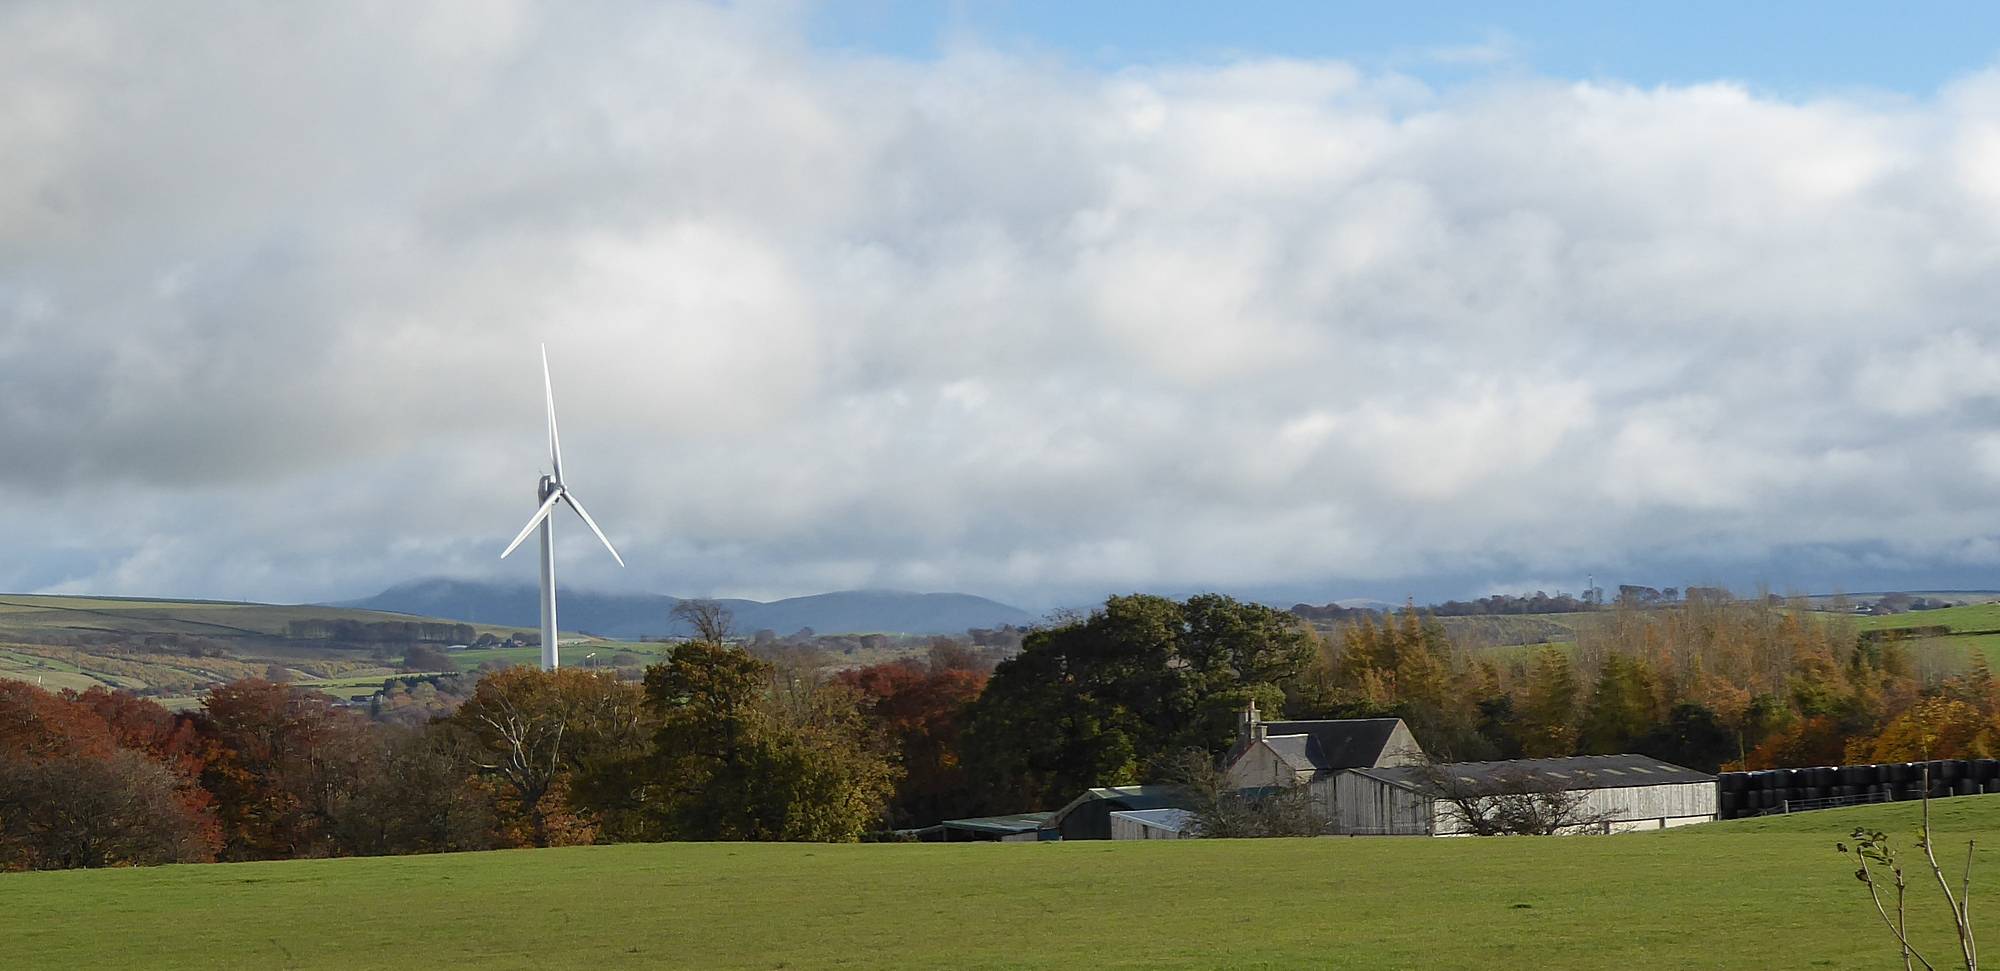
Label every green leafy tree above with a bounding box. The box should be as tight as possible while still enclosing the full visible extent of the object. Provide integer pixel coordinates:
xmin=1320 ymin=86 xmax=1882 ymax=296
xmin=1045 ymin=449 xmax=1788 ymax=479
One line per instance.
xmin=1578 ymin=654 xmax=1662 ymax=754
xmin=1518 ymin=648 xmax=1581 ymax=757
xmin=959 ymin=594 xmax=1312 ymax=812
xmin=609 ymin=641 xmax=897 ymax=841
xmin=1633 ymin=702 xmax=1736 ymax=773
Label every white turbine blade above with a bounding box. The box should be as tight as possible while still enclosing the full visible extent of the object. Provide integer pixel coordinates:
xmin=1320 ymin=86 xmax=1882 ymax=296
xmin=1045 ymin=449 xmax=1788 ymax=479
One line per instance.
xmin=542 ymin=343 xmax=564 ymax=485
xmin=562 ymin=491 xmax=624 ymax=567
xmin=500 ymin=490 xmax=562 ymax=559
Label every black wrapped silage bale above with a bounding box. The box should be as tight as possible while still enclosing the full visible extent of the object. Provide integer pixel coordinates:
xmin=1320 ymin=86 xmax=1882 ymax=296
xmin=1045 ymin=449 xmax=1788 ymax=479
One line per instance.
xmin=1960 ymin=779 xmax=1979 ymax=796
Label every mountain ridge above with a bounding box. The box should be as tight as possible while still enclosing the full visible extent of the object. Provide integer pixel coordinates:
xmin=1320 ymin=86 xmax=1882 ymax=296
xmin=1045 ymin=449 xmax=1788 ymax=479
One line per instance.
xmin=336 ymin=578 xmax=1036 ymax=638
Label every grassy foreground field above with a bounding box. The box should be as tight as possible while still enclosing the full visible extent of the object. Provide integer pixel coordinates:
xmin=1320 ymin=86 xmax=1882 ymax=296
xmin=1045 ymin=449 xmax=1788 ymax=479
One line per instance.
xmin=9 ymin=798 xmax=2000 ymax=970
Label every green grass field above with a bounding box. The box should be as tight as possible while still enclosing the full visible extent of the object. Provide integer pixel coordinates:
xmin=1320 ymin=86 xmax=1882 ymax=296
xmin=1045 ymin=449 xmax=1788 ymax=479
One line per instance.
xmin=8 ymin=797 xmax=1998 ymax=970
xmin=1853 ymin=601 xmax=2000 ymax=633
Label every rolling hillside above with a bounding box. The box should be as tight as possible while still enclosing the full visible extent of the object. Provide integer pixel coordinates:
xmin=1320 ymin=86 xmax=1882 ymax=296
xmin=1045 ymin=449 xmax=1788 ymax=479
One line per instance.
xmin=4 ymin=797 xmax=1993 ymax=970
xmin=342 ymin=579 xmax=1036 ymax=637
xmin=0 ymin=594 xmax=545 ymax=703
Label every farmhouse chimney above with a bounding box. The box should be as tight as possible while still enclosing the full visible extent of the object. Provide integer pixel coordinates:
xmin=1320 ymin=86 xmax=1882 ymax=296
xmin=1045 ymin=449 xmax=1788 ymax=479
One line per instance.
xmin=1241 ymin=700 xmax=1266 ymax=744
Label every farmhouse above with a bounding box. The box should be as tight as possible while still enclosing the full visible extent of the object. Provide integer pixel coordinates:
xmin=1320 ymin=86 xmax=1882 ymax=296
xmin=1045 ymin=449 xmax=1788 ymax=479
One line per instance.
xmin=1332 ymin=755 xmax=1718 ymax=835
xmin=1224 ymin=702 xmax=1425 ymax=789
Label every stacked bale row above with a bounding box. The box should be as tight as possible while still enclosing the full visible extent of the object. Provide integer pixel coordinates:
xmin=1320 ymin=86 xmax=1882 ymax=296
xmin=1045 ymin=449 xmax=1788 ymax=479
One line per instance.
xmin=1717 ymin=760 xmax=2000 ymax=819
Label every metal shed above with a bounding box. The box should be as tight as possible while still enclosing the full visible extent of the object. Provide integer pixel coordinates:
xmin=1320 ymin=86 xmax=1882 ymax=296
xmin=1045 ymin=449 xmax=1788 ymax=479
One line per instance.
xmin=1109 ymin=808 xmax=1194 ymax=840
xmin=1042 ymin=786 xmax=1195 ymax=840
xmin=936 ymin=812 xmax=1055 ymax=842
xmin=1329 ymin=754 xmax=1718 ymax=836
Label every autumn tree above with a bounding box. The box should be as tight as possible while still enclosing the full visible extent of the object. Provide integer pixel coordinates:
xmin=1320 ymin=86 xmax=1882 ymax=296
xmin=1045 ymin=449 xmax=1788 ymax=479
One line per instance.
xmin=0 ymin=682 xmax=219 ymax=869
xmin=450 ymin=667 xmax=648 ymax=847
xmin=0 ymin=749 xmax=218 ymax=869
xmin=330 ymin=723 xmax=497 ymax=856
xmin=197 ymin=679 xmax=374 ymax=860
xmin=837 ymin=660 xmax=988 ymax=826
xmin=1858 ymin=698 xmax=1988 ymax=764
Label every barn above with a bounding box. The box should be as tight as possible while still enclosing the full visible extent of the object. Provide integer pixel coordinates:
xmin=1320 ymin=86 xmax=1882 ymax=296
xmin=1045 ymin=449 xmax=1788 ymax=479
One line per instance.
xmin=1330 ymin=755 xmax=1718 ymax=835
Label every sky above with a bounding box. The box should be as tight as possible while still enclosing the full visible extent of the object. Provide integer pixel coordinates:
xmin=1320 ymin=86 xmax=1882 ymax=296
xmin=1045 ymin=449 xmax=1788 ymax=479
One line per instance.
xmin=8 ymin=1 xmax=2000 ymax=610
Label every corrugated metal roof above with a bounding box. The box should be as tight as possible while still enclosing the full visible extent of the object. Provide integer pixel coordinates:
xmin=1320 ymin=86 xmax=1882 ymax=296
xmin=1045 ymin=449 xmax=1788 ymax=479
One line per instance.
xmin=1352 ymin=754 xmax=1714 ymax=795
xmin=1045 ymin=785 xmax=1195 ymax=831
xmin=939 ymin=811 xmax=1054 ymax=835
xmin=1109 ymin=808 xmax=1193 ymax=832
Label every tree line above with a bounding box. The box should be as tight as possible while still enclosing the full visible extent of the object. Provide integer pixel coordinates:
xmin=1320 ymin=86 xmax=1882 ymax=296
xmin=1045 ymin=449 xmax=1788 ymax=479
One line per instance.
xmin=6 ymin=590 xmax=1996 ymax=869
xmin=285 ymin=619 xmax=479 ymax=644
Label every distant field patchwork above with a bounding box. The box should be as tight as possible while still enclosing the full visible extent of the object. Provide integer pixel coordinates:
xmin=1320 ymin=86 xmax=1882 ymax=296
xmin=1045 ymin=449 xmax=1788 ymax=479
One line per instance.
xmin=0 ymin=594 xmax=558 ymax=701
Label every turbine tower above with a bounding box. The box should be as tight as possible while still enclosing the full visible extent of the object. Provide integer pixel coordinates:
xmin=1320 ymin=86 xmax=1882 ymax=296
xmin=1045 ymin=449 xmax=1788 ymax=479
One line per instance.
xmin=501 ymin=345 xmax=624 ymax=670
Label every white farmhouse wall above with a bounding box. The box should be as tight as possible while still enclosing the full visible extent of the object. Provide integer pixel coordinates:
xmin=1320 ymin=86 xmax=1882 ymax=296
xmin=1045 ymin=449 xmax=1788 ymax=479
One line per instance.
xmin=1378 ymin=723 xmax=1426 ymax=767
xmin=1226 ymin=741 xmax=1304 ymax=789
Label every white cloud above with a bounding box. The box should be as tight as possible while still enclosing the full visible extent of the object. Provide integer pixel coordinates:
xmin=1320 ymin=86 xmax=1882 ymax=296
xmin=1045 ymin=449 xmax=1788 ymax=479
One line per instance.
xmin=7 ymin=2 xmax=2000 ymax=606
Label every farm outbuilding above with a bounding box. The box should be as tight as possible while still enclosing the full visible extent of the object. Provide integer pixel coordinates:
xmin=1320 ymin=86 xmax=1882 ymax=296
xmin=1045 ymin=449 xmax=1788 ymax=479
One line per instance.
xmin=1043 ymin=786 xmax=1195 ymax=840
xmin=1330 ymin=755 xmax=1717 ymax=836
xmin=935 ymin=812 xmax=1054 ymax=842
xmin=1109 ymin=808 xmax=1193 ymax=840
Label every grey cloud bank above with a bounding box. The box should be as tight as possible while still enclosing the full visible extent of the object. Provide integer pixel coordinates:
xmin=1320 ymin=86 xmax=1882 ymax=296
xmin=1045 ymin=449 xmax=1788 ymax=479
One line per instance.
xmin=5 ymin=2 xmax=2000 ymax=608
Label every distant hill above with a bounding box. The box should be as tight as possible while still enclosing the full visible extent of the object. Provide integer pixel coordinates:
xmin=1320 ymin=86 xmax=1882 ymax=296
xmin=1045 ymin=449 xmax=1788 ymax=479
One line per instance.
xmin=340 ymin=579 xmax=1036 ymax=638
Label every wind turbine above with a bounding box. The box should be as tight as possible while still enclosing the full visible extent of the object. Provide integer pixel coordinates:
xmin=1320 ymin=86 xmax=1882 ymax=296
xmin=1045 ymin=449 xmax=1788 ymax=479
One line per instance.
xmin=501 ymin=345 xmax=624 ymax=670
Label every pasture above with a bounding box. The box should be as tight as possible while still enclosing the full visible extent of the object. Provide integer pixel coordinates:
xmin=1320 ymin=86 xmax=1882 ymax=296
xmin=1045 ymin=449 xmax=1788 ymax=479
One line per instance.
xmin=7 ymin=797 xmax=1998 ymax=970
xmin=1854 ymin=601 xmax=2000 ymax=634
xmin=0 ymin=594 xmax=579 ymax=702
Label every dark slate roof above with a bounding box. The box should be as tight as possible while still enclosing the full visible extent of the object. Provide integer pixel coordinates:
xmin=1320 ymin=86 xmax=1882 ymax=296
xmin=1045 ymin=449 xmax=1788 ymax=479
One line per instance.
xmin=1260 ymin=718 xmax=1406 ymax=771
xmin=1352 ymin=754 xmax=1715 ymax=795
xmin=1262 ymin=734 xmax=1318 ymax=774
xmin=939 ymin=811 xmax=1054 ymax=835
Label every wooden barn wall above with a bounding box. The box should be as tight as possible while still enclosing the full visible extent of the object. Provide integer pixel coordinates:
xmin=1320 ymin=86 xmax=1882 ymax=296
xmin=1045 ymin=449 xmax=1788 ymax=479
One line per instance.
xmin=1324 ymin=774 xmax=1717 ymax=836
